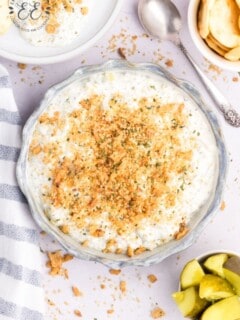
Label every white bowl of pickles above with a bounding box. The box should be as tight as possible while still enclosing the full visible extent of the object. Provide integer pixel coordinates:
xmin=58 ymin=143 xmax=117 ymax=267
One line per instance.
xmin=188 ymin=0 xmax=240 ymax=71
xmin=172 ymin=251 xmax=240 ymax=319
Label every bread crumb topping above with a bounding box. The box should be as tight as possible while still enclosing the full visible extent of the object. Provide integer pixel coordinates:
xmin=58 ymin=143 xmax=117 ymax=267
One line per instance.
xmin=41 ymin=0 xmax=89 ymax=34
xmin=28 ymin=70 xmax=217 ymax=257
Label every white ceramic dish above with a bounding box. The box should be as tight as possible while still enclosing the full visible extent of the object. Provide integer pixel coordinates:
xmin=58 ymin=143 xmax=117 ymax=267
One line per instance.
xmin=0 ymin=0 xmax=123 ymax=65
xmin=17 ymin=60 xmax=227 ymax=268
xmin=188 ymin=0 xmax=240 ymax=72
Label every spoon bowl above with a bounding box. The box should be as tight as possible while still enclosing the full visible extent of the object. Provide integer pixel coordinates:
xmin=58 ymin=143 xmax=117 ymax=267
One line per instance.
xmin=138 ymin=0 xmax=181 ymax=43
xmin=138 ymin=0 xmax=240 ymax=127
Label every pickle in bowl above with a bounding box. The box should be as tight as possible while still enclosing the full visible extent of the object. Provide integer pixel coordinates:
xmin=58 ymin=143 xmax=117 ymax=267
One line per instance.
xmin=172 ymin=251 xmax=240 ymax=319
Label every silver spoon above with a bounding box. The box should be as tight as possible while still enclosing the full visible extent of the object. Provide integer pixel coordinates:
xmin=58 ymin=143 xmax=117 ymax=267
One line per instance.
xmin=138 ymin=0 xmax=240 ymax=127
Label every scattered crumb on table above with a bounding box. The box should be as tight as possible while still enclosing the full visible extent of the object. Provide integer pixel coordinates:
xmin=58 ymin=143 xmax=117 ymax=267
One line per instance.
xmin=47 ymin=298 xmax=55 ymax=306
xmin=150 ymin=307 xmax=165 ymax=318
xmin=118 ymin=47 xmax=127 ymax=59
xmin=17 ymin=63 xmax=27 ymax=70
xmin=109 ymin=269 xmax=121 ymax=275
xmin=72 ymin=286 xmax=82 ymax=297
xmin=46 ymin=251 xmax=73 ymax=277
xmin=119 ymin=280 xmax=127 ymax=293
xmin=165 ymin=59 xmax=173 ymax=67
xmin=208 ymin=63 xmax=221 ymax=75
xmin=74 ymin=309 xmax=82 ymax=317
xmin=220 ymin=201 xmax=226 ymax=211
xmin=147 ymin=274 xmax=158 ymax=283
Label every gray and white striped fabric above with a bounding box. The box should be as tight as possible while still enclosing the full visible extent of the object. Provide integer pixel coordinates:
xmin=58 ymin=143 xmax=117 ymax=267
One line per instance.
xmin=0 ymin=65 xmax=44 ymax=320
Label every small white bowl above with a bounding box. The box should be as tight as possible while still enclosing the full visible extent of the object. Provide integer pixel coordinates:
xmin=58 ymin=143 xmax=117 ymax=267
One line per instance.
xmin=0 ymin=0 xmax=123 ymax=65
xmin=188 ymin=0 xmax=240 ymax=72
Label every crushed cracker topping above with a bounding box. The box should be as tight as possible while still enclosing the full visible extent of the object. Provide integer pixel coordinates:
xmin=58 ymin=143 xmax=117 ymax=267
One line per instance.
xmin=41 ymin=0 xmax=89 ymax=34
xmin=127 ymin=247 xmax=134 ymax=258
xmin=59 ymin=224 xmax=70 ymax=234
xmin=29 ymin=83 xmax=198 ymax=256
xmin=30 ymin=93 xmax=192 ymax=255
xmin=134 ymin=246 xmax=146 ymax=255
xmin=174 ymin=222 xmax=189 ymax=240
xmin=80 ymin=6 xmax=88 ymax=15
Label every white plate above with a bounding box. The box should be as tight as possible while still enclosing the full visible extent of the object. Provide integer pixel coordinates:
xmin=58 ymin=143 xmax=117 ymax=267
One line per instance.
xmin=0 ymin=0 xmax=123 ymax=64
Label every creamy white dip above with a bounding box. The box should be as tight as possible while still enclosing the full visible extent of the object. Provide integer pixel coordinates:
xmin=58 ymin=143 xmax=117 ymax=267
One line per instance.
xmin=20 ymin=0 xmax=91 ymax=47
xmin=27 ymin=70 xmax=218 ymax=256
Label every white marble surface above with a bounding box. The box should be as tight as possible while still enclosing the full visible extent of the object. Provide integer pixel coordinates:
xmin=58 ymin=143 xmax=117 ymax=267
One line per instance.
xmin=1 ymin=0 xmax=240 ymax=319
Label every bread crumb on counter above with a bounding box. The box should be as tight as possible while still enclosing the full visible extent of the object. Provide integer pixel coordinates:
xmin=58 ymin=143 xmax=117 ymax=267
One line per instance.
xmin=109 ymin=269 xmax=121 ymax=275
xmin=118 ymin=47 xmax=127 ymax=59
xmin=107 ymin=309 xmax=114 ymax=314
xmin=174 ymin=222 xmax=189 ymax=240
xmin=47 ymin=298 xmax=55 ymax=306
xmin=46 ymin=250 xmax=73 ymax=277
xmin=208 ymin=63 xmax=221 ymax=75
xmin=220 ymin=200 xmax=226 ymax=211
xmin=17 ymin=63 xmax=27 ymax=70
xmin=74 ymin=309 xmax=82 ymax=317
xmin=147 ymin=274 xmax=158 ymax=283
xmin=119 ymin=280 xmax=127 ymax=294
xmin=72 ymin=286 xmax=82 ymax=297
xmin=107 ymin=30 xmax=139 ymax=57
xmin=165 ymin=59 xmax=173 ymax=67
xmin=150 ymin=307 xmax=165 ymax=318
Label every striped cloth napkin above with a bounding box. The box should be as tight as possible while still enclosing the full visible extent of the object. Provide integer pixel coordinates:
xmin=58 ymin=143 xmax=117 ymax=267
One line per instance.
xmin=0 ymin=64 xmax=44 ymax=320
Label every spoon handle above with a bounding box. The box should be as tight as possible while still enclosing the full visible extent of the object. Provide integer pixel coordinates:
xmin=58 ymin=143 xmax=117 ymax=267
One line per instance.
xmin=179 ymin=42 xmax=240 ymax=127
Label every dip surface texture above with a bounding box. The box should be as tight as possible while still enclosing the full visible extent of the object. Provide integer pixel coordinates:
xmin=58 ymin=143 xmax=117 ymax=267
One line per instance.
xmin=27 ymin=70 xmax=218 ymax=256
xmin=20 ymin=0 xmax=90 ymax=47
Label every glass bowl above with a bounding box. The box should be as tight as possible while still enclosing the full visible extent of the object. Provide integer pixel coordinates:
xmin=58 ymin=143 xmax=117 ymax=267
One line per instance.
xmin=16 ymin=60 xmax=227 ymax=268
